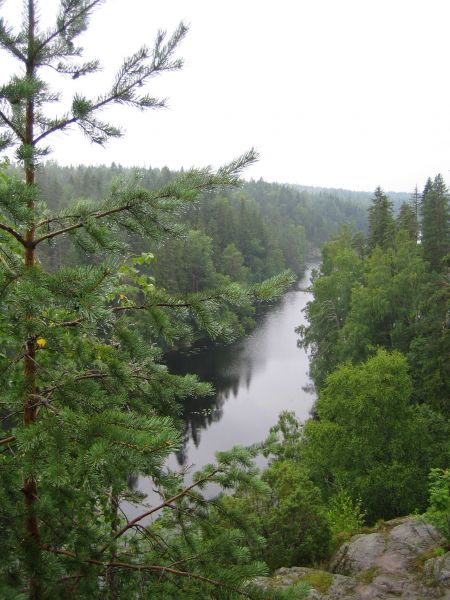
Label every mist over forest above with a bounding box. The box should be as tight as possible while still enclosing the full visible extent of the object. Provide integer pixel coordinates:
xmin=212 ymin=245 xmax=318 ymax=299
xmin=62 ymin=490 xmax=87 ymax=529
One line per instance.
xmin=1 ymin=1 xmax=449 ymax=599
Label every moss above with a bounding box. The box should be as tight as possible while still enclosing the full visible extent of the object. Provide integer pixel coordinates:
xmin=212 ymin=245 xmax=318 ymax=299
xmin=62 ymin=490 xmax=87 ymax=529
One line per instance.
xmin=412 ymin=545 xmax=449 ymax=574
xmin=297 ymin=570 xmax=333 ymax=594
xmin=361 ymin=519 xmax=387 ymax=534
xmin=357 ymin=566 xmax=379 ymax=584
xmin=330 ymin=529 xmax=356 ymax=552
xmin=361 ymin=516 xmax=414 ymax=535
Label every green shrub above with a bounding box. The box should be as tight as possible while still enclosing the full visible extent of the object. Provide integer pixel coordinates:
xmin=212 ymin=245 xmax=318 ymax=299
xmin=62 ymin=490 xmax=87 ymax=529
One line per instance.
xmin=424 ymin=468 xmax=450 ymax=539
xmin=261 ymin=461 xmax=331 ymax=569
xmin=224 ymin=460 xmax=331 ymax=571
xmin=327 ymin=490 xmax=366 ymax=550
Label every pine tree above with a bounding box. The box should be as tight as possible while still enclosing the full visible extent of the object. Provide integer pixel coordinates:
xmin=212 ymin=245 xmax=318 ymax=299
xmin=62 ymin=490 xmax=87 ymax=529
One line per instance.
xmin=367 ymin=186 xmax=394 ymax=251
xmin=421 ymin=174 xmax=450 ymax=271
xmin=410 ymin=184 xmax=421 ymax=223
xmin=0 ymin=3 xmax=294 ymax=598
xmin=397 ymin=201 xmax=419 ymax=242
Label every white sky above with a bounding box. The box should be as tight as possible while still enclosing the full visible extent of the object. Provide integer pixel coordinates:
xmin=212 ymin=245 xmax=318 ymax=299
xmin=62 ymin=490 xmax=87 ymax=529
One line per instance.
xmin=2 ymin=0 xmax=450 ymax=191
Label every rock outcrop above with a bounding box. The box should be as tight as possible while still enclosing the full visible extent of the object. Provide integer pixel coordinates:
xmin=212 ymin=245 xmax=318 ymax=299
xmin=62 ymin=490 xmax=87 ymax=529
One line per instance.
xmin=254 ymin=517 xmax=450 ymax=599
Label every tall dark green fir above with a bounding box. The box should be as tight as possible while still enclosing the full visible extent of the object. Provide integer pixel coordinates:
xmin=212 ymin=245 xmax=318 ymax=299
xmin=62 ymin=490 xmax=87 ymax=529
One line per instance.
xmin=421 ymin=174 xmax=450 ymax=271
xmin=367 ymin=186 xmax=394 ymax=251
xmin=397 ymin=201 xmax=419 ymax=242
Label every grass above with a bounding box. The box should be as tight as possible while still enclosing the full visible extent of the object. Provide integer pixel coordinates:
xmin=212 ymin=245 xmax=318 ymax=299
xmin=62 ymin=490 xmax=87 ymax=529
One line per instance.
xmin=356 ymin=566 xmax=379 ymax=584
xmin=296 ymin=571 xmax=333 ymax=594
xmin=412 ymin=545 xmax=449 ymax=574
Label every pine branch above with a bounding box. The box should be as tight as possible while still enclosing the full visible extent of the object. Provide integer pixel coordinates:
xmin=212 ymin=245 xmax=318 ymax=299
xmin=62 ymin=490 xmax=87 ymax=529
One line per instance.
xmin=167 ymin=552 xmax=207 ymax=569
xmin=48 ymin=273 xmax=289 ymax=331
xmin=35 ymin=1 xmax=103 ymax=56
xmin=0 ymin=221 xmax=27 ymax=246
xmin=49 ymin=318 xmax=83 ymax=327
xmin=33 ymin=203 xmax=135 ymax=244
xmin=35 ymin=206 xmax=160 ymax=230
xmin=50 ymin=59 xmax=100 ymax=78
xmin=0 ymin=435 xmax=16 ymax=446
xmin=0 ymin=17 xmax=26 ymax=62
xmin=133 ymin=524 xmax=176 ymax=558
xmin=33 ymin=22 xmax=188 ymax=145
xmin=111 ymin=301 xmax=204 ymax=313
xmin=49 ymin=297 xmax=218 ymax=328
xmin=0 ymin=248 xmax=18 ymax=274
xmin=32 ymin=107 xmax=96 ymax=145
xmin=0 ymin=109 xmax=25 ymax=141
xmin=96 ymin=469 xmax=221 ymax=555
xmin=33 ymin=155 xmax=257 ymax=246
xmin=42 ymin=546 xmax=255 ymax=598
xmin=40 ymin=371 xmax=108 ymax=398
xmin=0 ymin=395 xmax=57 ymax=423
xmin=60 ymin=292 xmax=231 ymax=321
xmin=32 ymin=394 xmax=60 ymax=415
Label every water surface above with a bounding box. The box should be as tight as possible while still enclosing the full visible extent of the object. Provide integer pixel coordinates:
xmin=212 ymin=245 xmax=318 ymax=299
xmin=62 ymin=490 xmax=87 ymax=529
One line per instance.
xmin=135 ymin=265 xmax=316 ymax=498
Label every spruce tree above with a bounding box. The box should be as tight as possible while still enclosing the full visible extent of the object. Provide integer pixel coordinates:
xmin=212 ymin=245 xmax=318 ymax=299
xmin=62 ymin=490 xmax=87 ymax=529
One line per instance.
xmin=367 ymin=186 xmax=394 ymax=251
xmin=421 ymin=174 xmax=450 ymax=271
xmin=397 ymin=201 xmax=419 ymax=242
xmin=410 ymin=184 xmax=421 ymax=223
xmin=0 ymin=3 xmax=294 ymax=598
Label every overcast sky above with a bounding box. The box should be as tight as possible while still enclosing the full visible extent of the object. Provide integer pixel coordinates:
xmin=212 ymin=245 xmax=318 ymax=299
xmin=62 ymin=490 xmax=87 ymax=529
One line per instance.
xmin=2 ymin=0 xmax=450 ymax=192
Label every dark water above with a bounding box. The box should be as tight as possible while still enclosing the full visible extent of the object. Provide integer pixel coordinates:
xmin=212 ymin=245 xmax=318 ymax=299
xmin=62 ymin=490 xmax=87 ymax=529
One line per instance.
xmin=133 ymin=265 xmax=316 ymax=499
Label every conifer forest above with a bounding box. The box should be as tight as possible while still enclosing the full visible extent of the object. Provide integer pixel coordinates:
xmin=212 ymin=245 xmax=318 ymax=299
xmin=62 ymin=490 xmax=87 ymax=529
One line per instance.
xmin=0 ymin=2 xmax=449 ymax=599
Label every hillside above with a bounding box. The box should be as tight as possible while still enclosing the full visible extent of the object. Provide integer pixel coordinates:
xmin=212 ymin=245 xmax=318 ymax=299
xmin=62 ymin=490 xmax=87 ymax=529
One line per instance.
xmin=23 ymin=162 xmax=368 ymax=289
xmin=291 ymin=183 xmax=410 ymax=211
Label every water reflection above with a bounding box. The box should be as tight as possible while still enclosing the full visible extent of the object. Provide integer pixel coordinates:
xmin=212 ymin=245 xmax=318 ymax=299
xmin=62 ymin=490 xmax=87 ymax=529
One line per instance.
xmin=162 ymin=266 xmax=316 ymax=470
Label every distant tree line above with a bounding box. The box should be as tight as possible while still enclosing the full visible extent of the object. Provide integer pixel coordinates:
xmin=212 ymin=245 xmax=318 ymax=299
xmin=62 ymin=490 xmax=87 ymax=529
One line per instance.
xmin=28 ymin=162 xmax=368 ymax=287
xmin=5 ymin=162 xmax=366 ymax=341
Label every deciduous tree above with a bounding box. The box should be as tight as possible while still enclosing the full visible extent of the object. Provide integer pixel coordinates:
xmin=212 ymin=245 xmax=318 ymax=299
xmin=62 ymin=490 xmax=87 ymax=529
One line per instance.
xmin=304 ymin=350 xmax=448 ymax=522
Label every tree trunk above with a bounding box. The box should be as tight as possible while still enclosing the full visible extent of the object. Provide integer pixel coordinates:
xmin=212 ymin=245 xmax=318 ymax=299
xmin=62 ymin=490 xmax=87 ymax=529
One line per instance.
xmin=22 ymin=3 xmax=43 ymax=598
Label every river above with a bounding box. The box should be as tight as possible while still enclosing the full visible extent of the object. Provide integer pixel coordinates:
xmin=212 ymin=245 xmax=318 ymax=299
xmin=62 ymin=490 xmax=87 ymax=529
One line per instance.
xmin=132 ymin=264 xmax=317 ymax=500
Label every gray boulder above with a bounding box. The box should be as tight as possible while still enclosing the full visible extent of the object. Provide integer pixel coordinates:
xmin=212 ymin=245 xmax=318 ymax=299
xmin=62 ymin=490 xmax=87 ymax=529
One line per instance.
xmin=254 ymin=517 xmax=449 ymax=599
xmin=424 ymin=551 xmax=450 ymax=585
xmin=329 ymin=532 xmax=385 ymax=575
xmin=253 ymin=566 xmax=358 ymax=599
